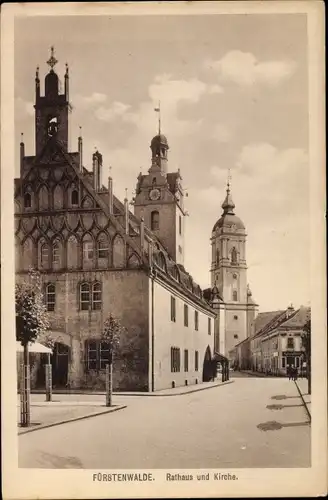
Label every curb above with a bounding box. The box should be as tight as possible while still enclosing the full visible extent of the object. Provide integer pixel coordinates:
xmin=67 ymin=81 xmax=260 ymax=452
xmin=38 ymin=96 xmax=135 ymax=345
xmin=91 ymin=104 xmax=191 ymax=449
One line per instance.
xmin=29 ymin=380 xmax=234 ymax=398
xmin=18 ymin=404 xmax=127 ymax=435
xmin=294 ymin=381 xmax=311 ymax=423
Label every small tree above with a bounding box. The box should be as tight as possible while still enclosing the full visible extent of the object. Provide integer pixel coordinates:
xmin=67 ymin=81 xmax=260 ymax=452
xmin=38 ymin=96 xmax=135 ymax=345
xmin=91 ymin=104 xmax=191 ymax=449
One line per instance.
xmin=301 ymin=317 xmax=311 ymax=395
xmin=102 ymin=313 xmax=124 ymax=406
xmin=16 ymin=269 xmax=49 ymax=425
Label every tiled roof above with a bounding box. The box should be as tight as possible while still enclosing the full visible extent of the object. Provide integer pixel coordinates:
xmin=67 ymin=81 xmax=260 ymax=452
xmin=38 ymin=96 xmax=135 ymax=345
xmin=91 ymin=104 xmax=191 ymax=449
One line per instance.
xmin=280 ymin=306 xmax=311 ymax=328
xmin=254 ymin=311 xmax=284 ymax=335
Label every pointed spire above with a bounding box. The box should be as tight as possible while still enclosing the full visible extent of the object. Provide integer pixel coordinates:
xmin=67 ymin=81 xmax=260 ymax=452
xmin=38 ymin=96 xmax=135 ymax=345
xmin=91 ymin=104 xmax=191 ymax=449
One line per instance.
xmin=221 ymin=168 xmax=235 ymax=215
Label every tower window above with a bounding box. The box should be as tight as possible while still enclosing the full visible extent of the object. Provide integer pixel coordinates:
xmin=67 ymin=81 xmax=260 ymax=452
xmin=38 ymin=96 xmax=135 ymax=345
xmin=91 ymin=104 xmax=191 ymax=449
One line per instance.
xmin=179 ymin=215 xmax=182 ymax=235
xmin=41 ymin=244 xmax=49 ymax=267
xmin=216 ymin=249 xmax=220 ymax=264
xmin=71 ymin=189 xmax=78 ymax=206
xmin=234 ymin=334 xmax=239 ymax=339
xmin=24 ymin=193 xmax=31 ymax=208
xmin=52 ymin=242 xmax=60 ymax=264
xmin=80 ymin=283 xmax=90 ymax=310
xmin=92 ymin=282 xmax=102 ymax=310
xmin=184 ymin=304 xmax=188 ymax=327
xmin=45 ymin=283 xmax=56 ymax=312
xmin=234 ymin=315 xmax=238 ymax=320
xmin=83 ymin=240 xmax=94 ymax=261
xmin=231 ymin=247 xmax=237 ymax=264
xmin=232 ymin=290 xmax=238 ymax=301
xmin=151 ymin=211 xmax=159 ymax=231
xmin=97 ymin=238 xmax=109 ymax=259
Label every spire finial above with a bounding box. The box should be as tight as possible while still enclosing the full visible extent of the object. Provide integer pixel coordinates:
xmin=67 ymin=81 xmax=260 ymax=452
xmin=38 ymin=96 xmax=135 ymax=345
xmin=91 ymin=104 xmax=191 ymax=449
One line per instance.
xmin=124 ymin=188 xmax=128 ymax=201
xmin=65 ymin=62 xmax=69 ymax=75
xmin=47 ymin=46 xmax=58 ymax=71
xmin=227 ymin=167 xmax=232 ymax=192
xmin=20 ymin=132 xmax=24 ymax=143
xmin=36 ymin=66 xmax=39 ymax=79
xmin=154 ymin=101 xmax=161 ymax=135
xmin=222 ymin=167 xmax=235 ymax=215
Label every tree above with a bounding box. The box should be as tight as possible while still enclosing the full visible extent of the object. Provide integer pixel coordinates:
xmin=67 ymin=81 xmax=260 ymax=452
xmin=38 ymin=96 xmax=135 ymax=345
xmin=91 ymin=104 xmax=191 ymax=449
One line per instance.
xmin=101 ymin=313 xmax=124 ymax=406
xmin=16 ymin=269 xmax=50 ymax=425
xmin=301 ymin=317 xmax=311 ymax=395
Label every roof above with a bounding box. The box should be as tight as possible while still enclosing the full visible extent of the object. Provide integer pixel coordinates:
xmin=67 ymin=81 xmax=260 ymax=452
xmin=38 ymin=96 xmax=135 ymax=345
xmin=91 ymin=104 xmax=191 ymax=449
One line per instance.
xmin=213 ymin=213 xmax=245 ymax=232
xmin=151 ymin=134 xmax=169 ymax=147
xmin=254 ymin=311 xmax=285 ymax=335
xmin=280 ymin=306 xmax=311 ymax=328
xmin=16 ymin=341 xmax=52 ymax=353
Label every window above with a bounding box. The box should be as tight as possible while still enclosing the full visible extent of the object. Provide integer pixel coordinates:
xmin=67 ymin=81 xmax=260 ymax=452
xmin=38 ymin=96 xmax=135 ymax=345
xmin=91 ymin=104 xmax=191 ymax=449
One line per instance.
xmin=52 ymin=242 xmax=60 ymax=264
xmin=24 ymin=193 xmax=31 ymax=208
xmin=80 ymin=283 xmax=90 ymax=310
xmin=92 ymin=282 xmax=102 ymax=310
xmin=295 ymin=357 xmax=300 ymax=368
xmin=83 ymin=240 xmax=94 ymax=261
xmin=184 ymin=304 xmax=188 ymax=327
xmin=231 ymin=247 xmax=237 ymax=264
xmin=234 ymin=315 xmax=238 ymax=320
xmin=71 ymin=189 xmax=78 ymax=206
xmin=208 ymin=318 xmax=212 ymax=335
xmin=282 ymin=357 xmax=286 ymax=368
xmin=170 ymin=296 xmax=176 ymax=322
xmin=179 ymin=215 xmax=182 ymax=235
xmin=194 ymin=310 xmax=199 ymax=331
xmin=234 ymin=334 xmax=239 ymax=339
xmin=216 ymin=249 xmax=220 ymax=264
xmin=151 ymin=211 xmax=159 ymax=231
xmin=184 ymin=349 xmax=189 ymax=372
xmin=86 ymin=340 xmax=111 ymax=371
xmin=195 ymin=351 xmax=199 ymax=371
xmin=287 ymin=337 xmax=294 ymax=349
xmin=41 ymin=244 xmax=49 ymax=267
xmin=46 ymin=283 xmax=56 ymax=311
xmin=97 ymin=239 xmax=109 ymax=259
xmin=171 ymin=347 xmax=181 ymax=373
xmin=232 ymin=290 xmax=238 ymax=301
xmin=178 ymin=245 xmax=182 ymax=254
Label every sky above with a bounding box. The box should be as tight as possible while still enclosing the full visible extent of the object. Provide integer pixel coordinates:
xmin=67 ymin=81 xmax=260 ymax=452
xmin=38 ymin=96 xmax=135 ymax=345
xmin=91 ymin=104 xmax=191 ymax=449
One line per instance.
xmin=14 ymin=13 xmax=310 ymax=311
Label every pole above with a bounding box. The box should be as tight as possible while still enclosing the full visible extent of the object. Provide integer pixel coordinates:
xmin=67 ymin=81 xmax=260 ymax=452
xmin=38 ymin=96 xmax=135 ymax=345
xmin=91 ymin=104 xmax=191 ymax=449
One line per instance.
xmin=20 ymin=343 xmax=30 ymax=427
xmin=106 ymin=359 xmax=113 ymax=407
xmin=45 ymin=352 xmax=52 ymax=402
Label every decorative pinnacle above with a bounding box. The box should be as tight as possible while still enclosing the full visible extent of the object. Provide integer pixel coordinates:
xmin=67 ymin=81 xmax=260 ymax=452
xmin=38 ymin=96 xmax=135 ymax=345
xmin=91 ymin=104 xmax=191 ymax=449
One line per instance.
xmin=36 ymin=66 xmax=40 ymax=79
xmin=65 ymin=62 xmax=69 ymax=75
xmin=125 ymin=188 xmax=128 ymax=200
xmin=20 ymin=132 xmax=24 ymax=143
xmin=47 ymin=46 xmax=58 ymax=70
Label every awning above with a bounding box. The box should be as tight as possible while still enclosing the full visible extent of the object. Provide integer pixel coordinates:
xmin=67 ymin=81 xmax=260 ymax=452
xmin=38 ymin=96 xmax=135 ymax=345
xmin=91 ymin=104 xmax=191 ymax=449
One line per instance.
xmin=16 ymin=341 xmax=52 ymax=354
xmin=212 ymin=352 xmax=229 ymax=363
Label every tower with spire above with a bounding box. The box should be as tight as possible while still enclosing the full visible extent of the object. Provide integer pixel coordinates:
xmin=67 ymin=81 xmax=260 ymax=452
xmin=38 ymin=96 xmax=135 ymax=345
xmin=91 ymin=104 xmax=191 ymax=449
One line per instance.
xmin=210 ymin=174 xmax=258 ymax=357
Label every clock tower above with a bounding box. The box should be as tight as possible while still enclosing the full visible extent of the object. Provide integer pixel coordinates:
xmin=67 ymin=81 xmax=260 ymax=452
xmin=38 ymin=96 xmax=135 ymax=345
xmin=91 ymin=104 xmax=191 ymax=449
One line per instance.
xmin=134 ymin=132 xmax=185 ymax=265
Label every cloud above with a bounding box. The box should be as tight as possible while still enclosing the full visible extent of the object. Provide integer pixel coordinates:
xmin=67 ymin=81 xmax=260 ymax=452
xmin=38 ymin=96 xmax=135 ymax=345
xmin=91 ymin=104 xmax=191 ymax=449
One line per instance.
xmin=15 ymin=97 xmax=34 ymax=117
xmin=205 ymin=51 xmax=297 ymax=86
xmin=210 ymin=123 xmax=231 ymax=143
xmin=74 ymin=92 xmax=107 ymax=109
xmin=95 ymin=101 xmax=131 ymax=122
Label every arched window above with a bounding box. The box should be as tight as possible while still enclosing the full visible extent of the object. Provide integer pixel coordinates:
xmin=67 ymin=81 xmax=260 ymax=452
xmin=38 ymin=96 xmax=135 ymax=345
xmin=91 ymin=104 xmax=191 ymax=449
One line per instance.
xmin=71 ymin=189 xmax=78 ymax=206
xmin=80 ymin=283 xmax=90 ymax=310
xmin=46 ymin=283 xmax=56 ymax=311
xmin=151 ymin=211 xmax=159 ymax=231
xmin=41 ymin=243 xmax=49 ymax=267
xmin=92 ymin=282 xmax=102 ymax=310
xmin=83 ymin=237 xmax=94 ymax=261
xmin=231 ymin=247 xmax=237 ymax=264
xmin=97 ymin=237 xmax=109 ymax=259
xmin=52 ymin=242 xmax=60 ymax=264
xmin=24 ymin=193 xmax=31 ymax=208
xmin=232 ymin=290 xmax=238 ymax=301
xmin=216 ymin=249 xmax=220 ymax=264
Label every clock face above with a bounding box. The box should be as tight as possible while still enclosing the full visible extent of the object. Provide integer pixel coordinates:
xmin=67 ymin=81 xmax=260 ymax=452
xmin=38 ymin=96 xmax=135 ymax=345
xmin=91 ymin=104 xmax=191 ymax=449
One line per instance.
xmin=149 ymin=188 xmax=161 ymax=201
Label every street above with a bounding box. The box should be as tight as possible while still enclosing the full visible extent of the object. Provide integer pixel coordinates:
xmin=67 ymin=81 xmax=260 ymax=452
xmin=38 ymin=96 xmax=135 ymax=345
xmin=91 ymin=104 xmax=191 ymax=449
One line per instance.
xmin=19 ymin=375 xmax=310 ymax=469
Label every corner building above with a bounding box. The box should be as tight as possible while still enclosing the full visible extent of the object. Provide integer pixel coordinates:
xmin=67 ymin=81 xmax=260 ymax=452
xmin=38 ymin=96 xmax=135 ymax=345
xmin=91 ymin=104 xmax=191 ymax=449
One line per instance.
xmin=14 ymin=51 xmax=216 ymax=391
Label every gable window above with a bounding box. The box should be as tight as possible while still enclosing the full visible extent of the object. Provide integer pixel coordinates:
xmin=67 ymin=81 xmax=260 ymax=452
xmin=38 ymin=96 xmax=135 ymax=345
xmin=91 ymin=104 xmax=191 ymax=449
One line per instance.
xmin=184 ymin=304 xmax=188 ymax=327
xmin=97 ymin=238 xmax=109 ymax=259
xmin=92 ymin=282 xmax=102 ymax=310
xmin=170 ymin=296 xmax=176 ymax=322
xmin=151 ymin=211 xmax=159 ymax=231
xmin=80 ymin=283 xmax=90 ymax=310
xmin=71 ymin=189 xmax=79 ymax=206
xmin=232 ymin=290 xmax=238 ymax=301
xmin=208 ymin=317 xmax=212 ymax=335
xmin=195 ymin=351 xmax=199 ymax=371
xmin=194 ymin=310 xmax=199 ymax=331
xmin=184 ymin=349 xmax=189 ymax=372
xmin=231 ymin=247 xmax=237 ymax=264
xmin=287 ymin=337 xmax=294 ymax=349
xmin=85 ymin=340 xmax=111 ymax=371
xmin=46 ymin=283 xmax=56 ymax=311
xmin=171 ymin=347 xmax=181 ymax=373
xmin=83 ymin=240 xmax=94 ymax=261
xmin=24 ymin=192 xmax=31 ymax=208
xmin=52 ymin=242 xmax=60 ymax=264
xmin=41 ymin=243 xmax=49 ymax=267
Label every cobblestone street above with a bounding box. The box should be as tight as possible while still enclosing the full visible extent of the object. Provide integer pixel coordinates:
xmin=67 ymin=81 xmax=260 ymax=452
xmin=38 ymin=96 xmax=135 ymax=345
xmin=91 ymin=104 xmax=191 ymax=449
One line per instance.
xmin=18 ymin=375 xmax=310 ymax=469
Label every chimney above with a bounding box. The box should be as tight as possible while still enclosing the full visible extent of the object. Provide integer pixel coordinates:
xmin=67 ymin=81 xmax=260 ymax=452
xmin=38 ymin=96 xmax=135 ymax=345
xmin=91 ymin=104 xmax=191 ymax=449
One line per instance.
xmin=20 ymin=133 xmax=25 ymax=174
xmin=92 ymin=151 xmax=102 ymax=191
xmin=140 ymin=216 xmax=145 ymax=252
xmin=108 ymin=176 xmax=113 ymax=214
xmin=78 ymin=130 xmax=83 ymax=173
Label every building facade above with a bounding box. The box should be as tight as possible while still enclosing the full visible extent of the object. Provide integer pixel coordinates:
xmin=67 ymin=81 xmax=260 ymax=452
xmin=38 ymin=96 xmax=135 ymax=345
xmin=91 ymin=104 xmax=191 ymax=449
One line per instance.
xmin=15 ymin=50 xmax=217 ymax=391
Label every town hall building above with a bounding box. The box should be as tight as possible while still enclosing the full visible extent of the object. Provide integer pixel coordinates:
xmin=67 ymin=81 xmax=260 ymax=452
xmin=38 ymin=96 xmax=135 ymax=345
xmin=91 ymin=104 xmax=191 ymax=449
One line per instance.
xmin=15 ymin=49 xmax=257 ymax=391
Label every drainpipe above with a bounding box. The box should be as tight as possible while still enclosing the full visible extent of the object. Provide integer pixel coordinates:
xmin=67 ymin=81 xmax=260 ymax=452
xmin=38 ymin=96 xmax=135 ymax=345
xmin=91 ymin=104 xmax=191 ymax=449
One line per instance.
xmin=151 ymin=271 xmax=155 ymax=392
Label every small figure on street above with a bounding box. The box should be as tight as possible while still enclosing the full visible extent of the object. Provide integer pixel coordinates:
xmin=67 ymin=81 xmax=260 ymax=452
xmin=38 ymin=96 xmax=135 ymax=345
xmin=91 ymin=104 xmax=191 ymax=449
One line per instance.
xmin=293 ymin=367 xmax=298 ymax=381
xmin=288 ymin=365 xmax=293 ymax=380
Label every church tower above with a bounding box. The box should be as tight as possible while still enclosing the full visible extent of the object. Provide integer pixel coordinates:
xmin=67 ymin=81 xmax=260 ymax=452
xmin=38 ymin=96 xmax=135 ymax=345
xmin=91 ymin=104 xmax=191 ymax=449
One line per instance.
xmin=133 ymin=130 xmax=185 ymax=265
xmin=211 ymin=179 xmax=258 ymax=357
xmin=34 ymin=46 xmax=70 ymax=155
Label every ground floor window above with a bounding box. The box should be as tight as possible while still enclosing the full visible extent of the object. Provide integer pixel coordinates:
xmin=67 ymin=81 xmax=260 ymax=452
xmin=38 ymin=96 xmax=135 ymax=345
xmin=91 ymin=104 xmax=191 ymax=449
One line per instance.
xmin=171 ymin=347 xmax=180 ymax=373
xmin=282 ymin=356 xmax=286 ymax=368
xmin=195 ymin=351 xmax=199 ymax=371
xmin=184 ymin=349 xmax=189 ymax=372
xmin=85 ymin=340 xmax=111 ymax=371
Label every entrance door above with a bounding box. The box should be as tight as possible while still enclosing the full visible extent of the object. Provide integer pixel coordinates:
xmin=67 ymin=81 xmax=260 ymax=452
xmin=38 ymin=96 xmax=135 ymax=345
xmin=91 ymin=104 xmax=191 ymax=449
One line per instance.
xmin=202 ymin=346 xmax=213 ymax=382
xmin=52 ymin=342 xmax=70 ymax=387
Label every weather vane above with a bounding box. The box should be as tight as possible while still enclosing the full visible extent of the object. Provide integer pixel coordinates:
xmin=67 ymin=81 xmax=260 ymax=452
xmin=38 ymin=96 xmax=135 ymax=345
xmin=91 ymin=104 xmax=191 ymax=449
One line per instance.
xmin=154 ymin=101 xmax=161 ymax=135
xmin=47 ymin=46 xmax=58 ymax=70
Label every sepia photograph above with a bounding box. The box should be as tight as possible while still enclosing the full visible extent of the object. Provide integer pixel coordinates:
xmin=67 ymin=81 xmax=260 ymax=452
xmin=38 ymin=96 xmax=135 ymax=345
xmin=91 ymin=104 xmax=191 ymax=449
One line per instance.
xmin=1 ymin=1 xmax=326 ymax=498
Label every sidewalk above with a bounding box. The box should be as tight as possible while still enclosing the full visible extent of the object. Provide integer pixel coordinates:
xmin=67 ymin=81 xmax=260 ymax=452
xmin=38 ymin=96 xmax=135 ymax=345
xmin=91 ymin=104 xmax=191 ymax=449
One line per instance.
xmin=295 ymin=377 xmax=311 ymax=420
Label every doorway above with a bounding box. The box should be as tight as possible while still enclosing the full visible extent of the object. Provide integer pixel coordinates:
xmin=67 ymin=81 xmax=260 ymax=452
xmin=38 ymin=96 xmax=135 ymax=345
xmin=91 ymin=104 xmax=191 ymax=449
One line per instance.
xmin=52 ymin=342 xmax=70 ymax=387
xmin=202 ymin=346 xmax=213 ymax=382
